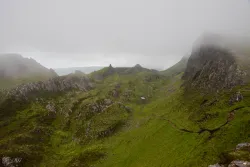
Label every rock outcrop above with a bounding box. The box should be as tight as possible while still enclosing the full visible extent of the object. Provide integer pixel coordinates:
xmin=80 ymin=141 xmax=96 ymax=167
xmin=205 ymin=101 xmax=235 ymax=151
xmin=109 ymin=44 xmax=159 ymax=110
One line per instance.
xmin=236 ymin=143 xmax=250 ymax=151
xmin=229 ymin=91 xmax=244 ymax=105
xmin=6 ymin=75 xmax=93 ymax=101
xmin=209 ymin=143 xmax=250 ymax=167
xmin=228 ymin=160 xmax=250 ymax=167
xmin=183 ymin=45 xmax=246 ymax=91
xmin=1 ymin=157 xmax=22 ymax=167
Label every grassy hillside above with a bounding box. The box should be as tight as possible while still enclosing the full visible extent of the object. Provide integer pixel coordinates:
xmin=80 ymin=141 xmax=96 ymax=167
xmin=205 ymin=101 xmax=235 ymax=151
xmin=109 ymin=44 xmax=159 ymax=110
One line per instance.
xmin=160 ymin=56 xmax=188 ymax=77
xmin=0 ymin=54 xmax=57 ymax=89
xmin=1 ymin=49 xmax=250 ymax=166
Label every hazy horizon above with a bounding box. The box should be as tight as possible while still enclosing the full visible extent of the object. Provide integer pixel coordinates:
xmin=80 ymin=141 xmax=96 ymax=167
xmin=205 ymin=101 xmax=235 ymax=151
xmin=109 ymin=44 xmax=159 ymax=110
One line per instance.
xmin=1 ymin=0 xmax=250 ymax=69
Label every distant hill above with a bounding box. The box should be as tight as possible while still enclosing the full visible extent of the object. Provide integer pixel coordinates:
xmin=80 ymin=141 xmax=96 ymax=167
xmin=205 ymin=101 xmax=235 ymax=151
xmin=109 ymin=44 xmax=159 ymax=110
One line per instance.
xmin=54 ymin=66 xmax=105 ymax=76
xmin=90 ymin=64 xmax=159 ymax=80
xmin=160 ymin=56 xmax=188 ymax=77
xmin=0 ymin=53 xmax=57 ymax=89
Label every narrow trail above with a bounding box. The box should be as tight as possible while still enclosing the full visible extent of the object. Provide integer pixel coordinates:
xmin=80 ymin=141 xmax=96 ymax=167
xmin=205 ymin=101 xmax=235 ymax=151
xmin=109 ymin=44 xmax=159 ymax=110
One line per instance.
xmin=160 ymin=106 xmax=246 ymax=135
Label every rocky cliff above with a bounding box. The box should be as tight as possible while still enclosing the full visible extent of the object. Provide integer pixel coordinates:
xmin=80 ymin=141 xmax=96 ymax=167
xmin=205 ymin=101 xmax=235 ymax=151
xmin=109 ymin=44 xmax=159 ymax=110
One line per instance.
xmin=6 ymin=74 xmax=93 ymax=101
xmin=183 ymin=45 xmax=247 ymax=91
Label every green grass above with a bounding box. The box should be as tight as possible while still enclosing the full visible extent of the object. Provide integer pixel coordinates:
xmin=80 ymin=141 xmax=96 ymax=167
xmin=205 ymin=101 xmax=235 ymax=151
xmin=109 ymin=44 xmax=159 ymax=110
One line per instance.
xmin=93 ymin=84 xmax=250 ymax=167
xmin=1 ymin=68 xmax=250 ymax=166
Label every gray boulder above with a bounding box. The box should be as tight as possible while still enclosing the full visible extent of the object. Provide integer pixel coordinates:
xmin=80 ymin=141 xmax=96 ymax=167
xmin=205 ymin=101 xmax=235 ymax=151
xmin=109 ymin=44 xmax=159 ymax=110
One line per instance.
xmin=236 ymin=143 xmax=250 ymax=151
xmin=46 ymin=102 xmax=56 ymax=113
xmin=2 ymin=157 xmax=22 ymax=167
xmin=228 ymin=160 xmax=250 ymax=167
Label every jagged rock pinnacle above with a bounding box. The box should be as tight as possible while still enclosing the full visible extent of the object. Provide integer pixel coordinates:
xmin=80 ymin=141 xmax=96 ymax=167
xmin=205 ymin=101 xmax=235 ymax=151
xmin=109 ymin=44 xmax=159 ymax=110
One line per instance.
xmin=183 ymin=45 xmax=246 ymax=91
xmin=134 ymin=64 xmax=142 ymax=68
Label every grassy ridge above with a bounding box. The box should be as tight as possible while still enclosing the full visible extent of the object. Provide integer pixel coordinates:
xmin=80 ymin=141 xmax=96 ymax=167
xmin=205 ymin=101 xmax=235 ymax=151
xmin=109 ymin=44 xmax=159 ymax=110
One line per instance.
xmin=1 ymin=68 xmax=250 ymax=166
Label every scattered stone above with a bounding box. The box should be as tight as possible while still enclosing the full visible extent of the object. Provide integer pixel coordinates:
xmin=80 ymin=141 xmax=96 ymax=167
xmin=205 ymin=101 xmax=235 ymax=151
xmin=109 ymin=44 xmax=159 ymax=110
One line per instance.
xmin=104 ymin=99 xmax=112 ymax=105
xmin=46 ymin=102 xmax=56 ymax=113
xmin=2 ymin=156 xmax=22 ymax=167
xmin=117 ymin=102 xmax=132 ymax=113
xmin=236 ymin=143 xmax=250 ymax=151
xmin=109 ymin=89 xmax=119 ymax=97
xmin=228 ymin=160 xmax=250 ymax=167
xmin=122 ymin=89 xmax=134 ymax=99
xmin=229 ymin=91 xmax=244 ymax=105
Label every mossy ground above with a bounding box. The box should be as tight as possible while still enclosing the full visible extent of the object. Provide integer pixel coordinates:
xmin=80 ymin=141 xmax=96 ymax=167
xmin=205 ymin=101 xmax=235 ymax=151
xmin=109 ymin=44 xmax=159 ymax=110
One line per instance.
xmin=1 ymin=69 xmax=250 ymax=166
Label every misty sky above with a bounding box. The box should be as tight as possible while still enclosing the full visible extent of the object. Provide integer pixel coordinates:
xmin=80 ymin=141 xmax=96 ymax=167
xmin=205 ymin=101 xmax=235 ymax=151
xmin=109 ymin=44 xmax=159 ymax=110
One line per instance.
xmin=1 ymin=0 xmax=250 ymax=69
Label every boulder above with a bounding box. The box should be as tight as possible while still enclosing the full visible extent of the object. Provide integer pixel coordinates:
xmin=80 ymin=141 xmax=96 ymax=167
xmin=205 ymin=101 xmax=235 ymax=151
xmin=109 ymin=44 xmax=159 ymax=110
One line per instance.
xmin=229 ymin=91 xmax=244 ymax=105
xmin=46 ymin=102 xmax=56 ymax=113
xmin=228 ymin=160 xmax=250 ymax=167
xmin=2 ymin=157 xmax=22 ymax=167
xmin=236 ymin=143 xmax=250 ymax=151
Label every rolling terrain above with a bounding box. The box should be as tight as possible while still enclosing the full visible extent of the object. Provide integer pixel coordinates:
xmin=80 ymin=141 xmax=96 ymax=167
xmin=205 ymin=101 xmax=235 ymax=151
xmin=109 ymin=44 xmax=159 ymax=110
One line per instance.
xmin=1 ymin=38 xmax=250 ymax=166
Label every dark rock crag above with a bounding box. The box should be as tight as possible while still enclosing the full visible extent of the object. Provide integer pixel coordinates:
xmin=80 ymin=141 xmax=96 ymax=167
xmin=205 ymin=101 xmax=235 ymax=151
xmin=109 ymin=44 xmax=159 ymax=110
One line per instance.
xmin=209 ymin=143 xmax=250 ymax=167
xmin=183 ymin=46 xmax=246 ymax=91
xmin=6 ymin=75 xmax=93 ymax=101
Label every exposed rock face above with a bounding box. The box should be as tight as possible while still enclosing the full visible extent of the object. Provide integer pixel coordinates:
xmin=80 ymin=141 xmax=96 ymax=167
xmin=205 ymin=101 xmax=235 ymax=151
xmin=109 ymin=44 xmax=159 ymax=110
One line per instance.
xmin=183 ymin=46 xmax=246 ymax=91
xmin=7 ymin=75 xmax=93 ymax=101
xmin=236 ymin=143 xmax=250 ymax=151
xmin=88 ymin=98 xmax=113 ymax=114
xmin=2 ymin=157 xmax=22 ymax=167
xmin=228 ymin=160 xmax=250 ymax=167
xmin=46 ymin=102 xmax=56 ymax=113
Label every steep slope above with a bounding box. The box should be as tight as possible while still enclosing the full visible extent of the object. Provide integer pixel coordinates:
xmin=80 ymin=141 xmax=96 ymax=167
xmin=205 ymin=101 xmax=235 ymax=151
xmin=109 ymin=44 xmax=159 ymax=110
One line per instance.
xmin=94 ymin=43 xmax=250 ymax=167
xmin=0 ymin=54 xmax=57 ymax=89
xmin=183 ymin=46 xmax=247 ymax=91
xmin=0 ymin=69 xmax=151 ymax=167
xmin=160 ymin=56 xmax=188 ymax=77
xmin=1 ymin=36 xmax=250 ymax=166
